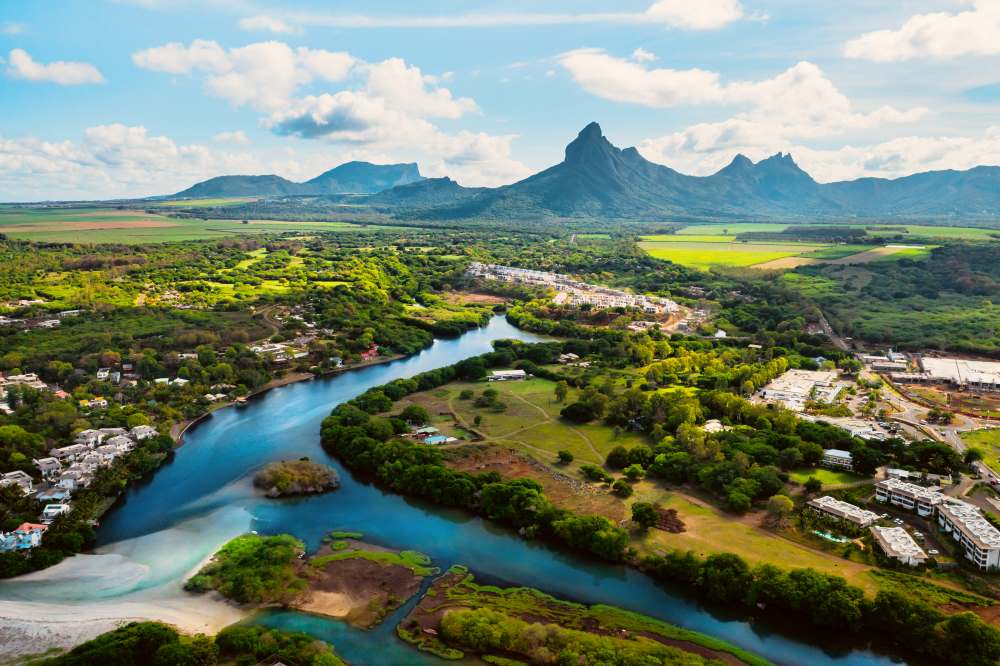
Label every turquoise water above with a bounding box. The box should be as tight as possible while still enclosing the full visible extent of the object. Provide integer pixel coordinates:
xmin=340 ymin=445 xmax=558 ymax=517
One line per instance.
xmin=3 ymin=317 xmax=902 ymax=665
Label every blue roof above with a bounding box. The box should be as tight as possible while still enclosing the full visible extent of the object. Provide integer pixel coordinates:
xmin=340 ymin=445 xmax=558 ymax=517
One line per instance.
xmin=424 ymin=436 xmax=448 ymax=444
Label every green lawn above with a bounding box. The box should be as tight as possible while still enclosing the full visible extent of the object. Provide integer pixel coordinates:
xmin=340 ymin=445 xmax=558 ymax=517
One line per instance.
xmin=962 ymin=429 xmax=1000 ymax=473
xmin=675 ymin=223 xmax=792 ymax=236
xmin=788 ymin=467 xmax=869 ymax=486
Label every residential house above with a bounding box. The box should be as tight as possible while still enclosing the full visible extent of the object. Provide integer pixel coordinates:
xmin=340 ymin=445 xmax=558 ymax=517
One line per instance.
xmin=0 ymin=470 xmax=34 ymax=494
xmin=96 ymin=368 xmax=111 ymax=381
xmin=41 ymin=503 xmax=72 ymax=524
xmin=75 ymin=429 xmax=104 ymax=447
xmin=130 ymin=425 xmax=158 ymax=441
xmin=49 ymin=443 xmax=90 ymax=462
xmin=79 ymin=397 xmax=108 ymax=410
xmin=33 ymin=457 xmax=62 ymax=478
xmin=0 ymin=522 xmax=47 ymax=552
xmin=105 ymin=435 xmax=135 ymax=452
xmin=98 ymin=428 xmax=127 ymax=438
xmin=37 ymin=488 xmax=73 ymax=503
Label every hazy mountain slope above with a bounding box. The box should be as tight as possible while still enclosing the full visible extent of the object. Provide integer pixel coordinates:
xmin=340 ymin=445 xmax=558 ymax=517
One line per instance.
xmin=172 ymin=162 xmax=424 ymax=198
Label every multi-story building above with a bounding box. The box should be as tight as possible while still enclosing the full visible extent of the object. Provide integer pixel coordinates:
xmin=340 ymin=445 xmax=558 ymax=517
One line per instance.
xmin=937 ymin=500 xmax=1000 ymax=571
xmin=807 ymin=496 xmax=880 ymax=527
xmin=874 ymin=479 xmax=946 ymax=517
xmin=822 ymin=449 xmax=854 ymax=470
xmin=871 ymin=526 xmax=928 ymax=566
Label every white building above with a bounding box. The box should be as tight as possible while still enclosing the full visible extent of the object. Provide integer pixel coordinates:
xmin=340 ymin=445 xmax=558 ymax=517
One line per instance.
xmin=919 ymin=357 xmax=1000 ymax=393
xmin=822 ymin=449 xmax=853 ymax=470
xmin=33 ymin=457 xmax=62 ymax=478
xmin=130 ymin=425 xmax=158 ymax=441
xmin=874 ymin=479 xmax=946 ymax=517
xmin=807 ymin=496 xmax=880 ymax=527
xmin=488 ymin=369 xmax=527 ymax=382
xmin=49 ymin=443 xmax=91 ymax=462
xmin=75 ymin=429 xmax=104 ymax=447
xmin=40 ymin=503 xmax=72 ymax=524
xmin=871 ymin=526 xmax=928 ymax=566
xmin=937 ymin=500 xmax=1000 ymax=570
xmin=758 ymin=369 xmax=840 ymax=412
xmin=0 ymin=470 xmax=33 ymax=494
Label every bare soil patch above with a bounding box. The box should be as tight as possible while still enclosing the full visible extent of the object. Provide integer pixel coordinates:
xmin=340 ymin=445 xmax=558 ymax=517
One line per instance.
xmin=441 ymin=291 xmax=507 ymax=305
xmin=753 ymin=256 xmax=817 ymax=270
xmin=654 ymin=507 xmax=686 ymax=533
xmin=444 ymin=443 xmax=626 ymax=522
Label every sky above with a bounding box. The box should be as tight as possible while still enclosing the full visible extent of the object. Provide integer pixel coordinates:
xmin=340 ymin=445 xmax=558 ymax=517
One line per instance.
xmin=3 ymin=0 xmax=1000 ymax=201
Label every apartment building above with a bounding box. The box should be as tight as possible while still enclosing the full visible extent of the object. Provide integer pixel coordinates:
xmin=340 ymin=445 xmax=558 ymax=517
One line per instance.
xmin=874 ymin=479 xmax=946 ymax=517
xmin=807 ymin=495 xmax=880 ymax=528
xmin=937 ymin=500 xmax=1000 ymax=571
xmin=871 ymin=526 xmax=928 ymax=566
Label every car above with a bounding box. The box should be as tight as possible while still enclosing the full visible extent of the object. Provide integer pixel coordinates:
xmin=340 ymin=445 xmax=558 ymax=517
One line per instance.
xmin=881 ymin=513 xmax=889 ymax=518
xmin=928 ymin=549 xmax=939 ymax=555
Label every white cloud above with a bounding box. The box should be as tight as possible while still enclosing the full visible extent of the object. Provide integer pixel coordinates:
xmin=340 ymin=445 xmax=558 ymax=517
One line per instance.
xmin=132 ymin=40 xmax=355 ymax=111
xmin=213 ymin=130 xmax=250 ymax=144
xmin=1 ymin=21 xmax=25 ymax=35
xmin=239 ymin=15 xmax=300 ymax=34
xmin=288 ymin=0 xmax=745 ymax=31
xmin=133 ymin=40 xmax=526 ymax=186
xmin=631 ymin=47 xmax=658 ymax=63
xmin=5 ymin=48 xmax=104 ymax=85
xmin=845 ymin=1 xmax=1000 ymax=62
xmin=0 ymin=124 xmax=266 ymax=200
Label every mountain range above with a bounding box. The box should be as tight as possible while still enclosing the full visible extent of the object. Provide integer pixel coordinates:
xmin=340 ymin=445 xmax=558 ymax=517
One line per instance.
xmin=173 ymin=161 xmax=424 ymax=198
xmin=171 ymin=123 xmax=1000 ymax=220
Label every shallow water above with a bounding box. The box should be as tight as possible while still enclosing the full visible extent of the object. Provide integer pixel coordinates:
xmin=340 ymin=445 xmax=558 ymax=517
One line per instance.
xmin=1 ymin=317 xmax=902 ymax=665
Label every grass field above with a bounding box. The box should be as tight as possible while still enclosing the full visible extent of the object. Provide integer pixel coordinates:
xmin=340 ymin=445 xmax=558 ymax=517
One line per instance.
xmin=155 ymin=197 xmax=257 ymax=207
xmin=962 ymin=429 xmax=1000 ymax=473
xmin=788 ymin=467 xmax=868 ymax=486
xmin=865 ymin=225 xmax=999 ymax=241
xmin=393 ymin=377 xmax=647 ymax=468
xmin=0 ymin=207 xmax=398 ymax=243
xmin=630 ymin=488 xmax=880 ymax=593
xmin=638 ymin=240 xmax=824 ymax=269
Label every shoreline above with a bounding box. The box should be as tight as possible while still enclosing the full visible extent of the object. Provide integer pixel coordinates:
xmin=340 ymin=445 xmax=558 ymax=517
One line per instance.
xmin=171 ymin=354 xmax=407 ymax=444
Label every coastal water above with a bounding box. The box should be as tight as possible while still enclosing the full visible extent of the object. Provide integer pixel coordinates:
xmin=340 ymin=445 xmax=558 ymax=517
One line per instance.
xmin=0 ymin=317 xmax=902 ymax=665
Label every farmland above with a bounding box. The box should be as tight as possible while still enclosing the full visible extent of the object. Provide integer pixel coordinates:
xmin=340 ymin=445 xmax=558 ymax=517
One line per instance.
xmin=638 ymin=239 xmax=825 ymax=269
xmin=0 ymin=207 xmax=397 ymax=243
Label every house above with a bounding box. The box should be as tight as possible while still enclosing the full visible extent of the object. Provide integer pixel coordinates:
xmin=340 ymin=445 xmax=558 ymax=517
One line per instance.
xmin=35 ymin=319 xmax=60 ymax=329
xmin=488 ymin=369 xmax=527 ymax=382
xmin=0 ymin=523 xmax=47 ymax=552
xmin=56 ymin=469 xmax=91 ymax=491
xmin=360 ymin=345 xmax=379 ymax=362
xmin=79 ymin=397 xmax=108 ymax=410
xmin=37 ymin=487 xmax=73 ymax=502
xmin=702 ymin=419 xmax=730 ymax=434
xmin=154 ymin=378 xmax=170 ymax=385
xmin=41 ymin=503 xmax=72 ymax=524
xmin=413 ymin=426 xmax=440 ymax=438
xmin=0 ymin=470 xmax=34 ymax=494
xmin=96 ymin=368 xmax=111 ymax=381
xmin=558 ymin=353 xmax=580 ymax=364
xmin=177 ymin=353 xmax=199 ymax=360
xmin=105 ymin=435 xmax=135 ymax=452
xmin=714 ymin=329 xmax=728 ymax=339
xmin=53 ymin=389 xmax=71 ymax=400
xmin=171 ymin=378 xmax=190 ymax=387
xmin=98 ymin=427 xmax=127 ymax=437
xmin=807 ymin=496 xmax=879 ymax=527
xmin=2 ymin=373 xmax=48 ymax=391
xmin=423 ymin=435 xmax=450 ymax=445
xmin=75 ymin=429 xmax=104 ymax=446
xmin=57 ymin=309 xmax=81 ymax=318
xmin=49 ymin=443 xmax=90 ymax=462
xmin=937 ymin=500 xmax=1000 ymax=570
xmin=822 ymin=449 xmax=854 ymax=471
xmin=130 ymin=425 xmax=158 ymax=441
xmin=33 ymin=457 xmax=62 ymax=478
xmin=871 ymin=526 xmax=928 ymax=566
xmin=886 ymin=468 xmax=912 ymax=481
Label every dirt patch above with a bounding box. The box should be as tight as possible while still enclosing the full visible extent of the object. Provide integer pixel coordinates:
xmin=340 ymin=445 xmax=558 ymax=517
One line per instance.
xmin=294 ymin=541 xmax=425 ymax=628
xmin=654 ymin=507 xmax=686 ymax=533
xmin=441 ymin=291 xmax=507 ymax=305
xmin=753 ymin=256 xmax=817 ymax=270
xmin=445 ymin=444 xmax=626 ymax=522
xmin=828 ymin=246 xmax=907 ymax=264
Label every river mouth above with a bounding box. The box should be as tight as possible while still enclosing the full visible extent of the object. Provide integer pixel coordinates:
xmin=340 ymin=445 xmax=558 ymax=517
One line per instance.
xmin=0 ymin=317 xmax=900 ymax=665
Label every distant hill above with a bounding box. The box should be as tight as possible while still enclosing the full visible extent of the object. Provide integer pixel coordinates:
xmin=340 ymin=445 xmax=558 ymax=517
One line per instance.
xmin=171 ymin=161 xmax=424 ymax=199
xmin=376 ymin=122 xmax=1000 ymax=220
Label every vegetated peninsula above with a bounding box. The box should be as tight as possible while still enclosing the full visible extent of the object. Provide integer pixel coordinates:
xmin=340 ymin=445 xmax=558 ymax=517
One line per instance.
xmin=253 ymin=459 xmax=340 ymax=498
xmin=185 ymin=532 xmax=434 ymax=629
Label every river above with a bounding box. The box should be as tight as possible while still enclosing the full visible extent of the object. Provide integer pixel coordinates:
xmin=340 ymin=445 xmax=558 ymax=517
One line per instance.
xmin=0 ymin=316 xmax=901 ymax=665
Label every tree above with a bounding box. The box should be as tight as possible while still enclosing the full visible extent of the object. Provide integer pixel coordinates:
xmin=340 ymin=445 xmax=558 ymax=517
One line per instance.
xmin=557 ymin=450 xmax=574 ymax=464
xmin=965 ymin=448 xmax=984 ymax=464
xmin=606 ymin=446 xmax=630 ymax=469
xmin=631 ymin=502 xmax=658 ymax=530
xmin=612 ymin=479 xmax=633 ymax=498
xmin=400 ymin=404 xmax=429 ymax=424
xmin=804 ymin=477 xmax=823 ymax=493
xmin=766 ymin=494 xmax=794 ymax=526
xmin=554 ymin=380 xmax=569 ymax=404
xmin=623 ymin=463 xmax=646 ymax=482
xmin=726 ymin=490 xmax=751 ymax=514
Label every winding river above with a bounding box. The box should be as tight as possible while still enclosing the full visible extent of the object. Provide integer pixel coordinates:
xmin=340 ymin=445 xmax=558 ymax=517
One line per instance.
xmin=0 ymin=317 xmax=902 ymax=665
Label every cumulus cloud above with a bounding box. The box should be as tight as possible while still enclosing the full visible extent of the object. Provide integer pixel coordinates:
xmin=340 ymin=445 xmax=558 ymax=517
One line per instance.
xmin=631 ymin=48 xmax=658 ymax=63
xmin=213 ymin=130 xmax=249 ymax=144
xmin=133 ymin=40 xmax=355 ymax=111
xmin=0 ymin=124 xmax=265 ymax=200
xmin=285 ymin=0 xmax=745 ymax=31
xmin=239 ymin=15 xmax=299 ymax=34
xmin=845 ymin=1 xmax=1000 ymax=62
xmin=133 ymin=39 xmax=526 ymax=186
xmin=5 ymin=48 xmax=104 ymax=85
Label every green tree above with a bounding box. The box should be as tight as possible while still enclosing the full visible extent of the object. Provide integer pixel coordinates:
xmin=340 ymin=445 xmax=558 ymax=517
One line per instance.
xmin=804 ymin=477 xmax=823 ymax=493
xmin=557 ymin=450 xmax=574 ymax=464
xmin=554 ymin=380 xmax=569 ymax=404
xmin=631 ymin=502 xmax=658 ymax=530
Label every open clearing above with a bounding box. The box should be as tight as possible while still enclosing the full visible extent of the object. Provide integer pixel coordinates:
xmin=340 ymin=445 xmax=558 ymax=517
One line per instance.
xmin=962 ymin=430 xmax=1000 ymax=472
xmin=0 ymin=207 xmax=400 ymax=243
xmin=787 ymin=467 xmax=868 ymax=487
xmin=638 ymin=240 xmax=824 ymax=269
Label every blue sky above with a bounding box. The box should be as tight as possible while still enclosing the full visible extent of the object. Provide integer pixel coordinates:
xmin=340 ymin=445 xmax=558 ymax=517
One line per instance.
xmin=2 ymin=0 xmax=1000 ymax=200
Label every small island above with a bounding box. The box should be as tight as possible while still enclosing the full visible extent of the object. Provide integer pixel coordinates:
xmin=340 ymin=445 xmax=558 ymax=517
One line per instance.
xmin=253 ymin=459 xmax=340 ymax=498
